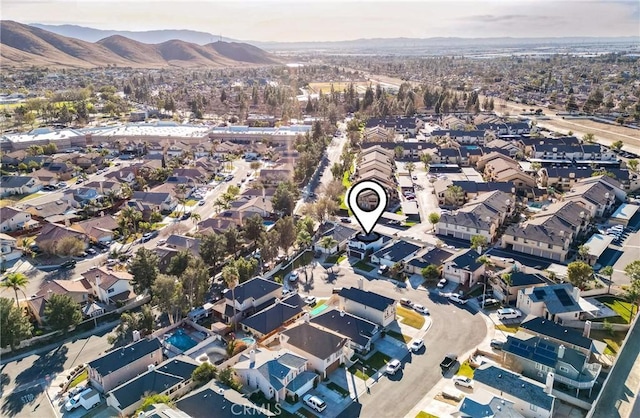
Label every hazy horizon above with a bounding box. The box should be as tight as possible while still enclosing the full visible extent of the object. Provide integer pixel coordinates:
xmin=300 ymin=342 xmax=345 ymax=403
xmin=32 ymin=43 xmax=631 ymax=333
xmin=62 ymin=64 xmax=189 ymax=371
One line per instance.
xmin=3 ymin=0 xmax=640 ymax=43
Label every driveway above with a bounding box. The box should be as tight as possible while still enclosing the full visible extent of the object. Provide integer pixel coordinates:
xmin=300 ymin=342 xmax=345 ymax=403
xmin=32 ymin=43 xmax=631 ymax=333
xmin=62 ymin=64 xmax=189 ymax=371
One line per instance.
xmin=374 ymin=336 xmax=410 ymax=361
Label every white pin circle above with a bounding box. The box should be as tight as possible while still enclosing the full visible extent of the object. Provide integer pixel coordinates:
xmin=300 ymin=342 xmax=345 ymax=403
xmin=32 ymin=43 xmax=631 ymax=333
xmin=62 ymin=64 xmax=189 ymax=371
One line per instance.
xmin=347 ymin=180 xmax=388 ymax=235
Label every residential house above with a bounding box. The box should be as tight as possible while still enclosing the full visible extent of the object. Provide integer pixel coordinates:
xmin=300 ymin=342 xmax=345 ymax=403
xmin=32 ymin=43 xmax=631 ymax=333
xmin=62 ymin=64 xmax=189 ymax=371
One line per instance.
xmin=175 ymin=385 xmax=269 ymax=418
xmin=405 ymin=247 xmax=455 ymax=275
xmin=0 ymin=233 xmax=22 ymax=263
xmin=362 ymin=126 xmax=396 ymax=143
xmin=516 ymin=284 xmax=583 ymax=324
xmin=370 ymin=239 xmax=422 ymax=270
xmin=88 ymin=337 xmax=164 ymax=393
xmin=483 ymin=156 xmax=536 ymax=192
xmin=562 ymin=176 xmax=622 ymax=218
xmin=214 ymin=277 xmax=283 ymax=324
xmin=365 ymin=117 xmax=422 ymax=137
xmin=431 ymin=130 xmax=487 ymax=145
xmin=311 ymin=309 xmax=380 ymax=354
xmin=473 ymin=364 xmax=555 ymax=418
xmin=0 ymin=206 xmax=36 ymax=233
xmin=105 ymin=166 xmax=139 ymax=185
xmin=502 ymin=334 xmax=601 ymax=392
xmin=313 ymin=222 xmax=358 ymax=254
xmin=241 ymin=293 xmax=305 ymax=340
xmin=279 ymin=322 xmax=348 ymax=378
xmin=234 ymin=349 xmax=316 ymax=403
xmin=442 ymin=249 xmax=485 ymax=287
xmin=454 ymin=389 xmax=522 ymax=418
xmin=27 ymin=279 xmax=91 ymax=325
xmin=346 ymin=233 xmax=391 ymax=260
xmin=484 ymin=139 xmax=521 ymax=158
xmin=519 ymin=316 xmax=604 ymax=358
xmin=129 ymin=191 xmax=177 ymax=214
xmin=338 ymin=286 xmax=396 ymax=327
xmin=436 ymin=190 xmax=514 ymax=243
xmin=71 ymin=187 xmax=102 ymax=206
xmin=492 ymin=270 xmax=547 ymax=304
xmin=24 ymin=200 xmax=78 ymax=224
xmin=71 ymin=216 xmax=118 ymax=244
xmin=432 ymin=147 xmax=462 ymax=165
xmin=81 ymin=267 xmax=135 ymax=305
xmin=35 ymin=223 xmax=89 ymax=253
xmin=0 ymin=175 xmax=41 ymax=197
xmin=105 ymin=356 xmax=198 ymax=416
xmin=84 ymin=181 xmax=123 ymax=199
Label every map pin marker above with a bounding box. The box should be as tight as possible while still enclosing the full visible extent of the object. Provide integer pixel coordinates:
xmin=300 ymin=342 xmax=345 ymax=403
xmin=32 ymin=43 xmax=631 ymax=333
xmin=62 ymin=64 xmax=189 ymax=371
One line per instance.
xmin=347 ymin=180 xmax=388 ymax=237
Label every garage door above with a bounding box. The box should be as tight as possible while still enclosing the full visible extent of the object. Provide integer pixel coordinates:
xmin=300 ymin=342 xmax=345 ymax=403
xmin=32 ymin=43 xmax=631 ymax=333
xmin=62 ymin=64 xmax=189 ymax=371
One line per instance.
xmin=325 ymin=359 xmax=341 ymax=376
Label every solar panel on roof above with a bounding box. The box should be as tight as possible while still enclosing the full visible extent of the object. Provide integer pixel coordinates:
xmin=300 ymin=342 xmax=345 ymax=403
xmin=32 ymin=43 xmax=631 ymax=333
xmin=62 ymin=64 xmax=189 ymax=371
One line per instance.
xmin=554 ymin=288 xmax=575 ymax=307
xmin=533 ymin=289 xmax=546 ymax=299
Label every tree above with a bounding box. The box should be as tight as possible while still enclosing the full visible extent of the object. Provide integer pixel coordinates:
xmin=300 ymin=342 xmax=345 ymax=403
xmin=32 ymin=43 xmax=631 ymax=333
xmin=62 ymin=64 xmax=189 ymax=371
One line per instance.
xmin=167 ymin=250 xmax=192 ymax=277
xmin=318 ymin=235 xmax=338 ymax=253
xmin=276 ymin=216 xmax=296 ymax=255
xmin=611 ymin=140 xmax=624 ymax=151
xmin=258 ymin=230 xmax=280 ymax=263
xmin=501 ymin=273 xmax=513 ymax=304
xmin=600 ymin=265 xmax=614 ymax=294
xmin=628 ymin=159 xmax=639 ymax=171
xmin=1 ymin=272 xmax=29 ymax=307
xmin=625 ymin=280 xmax=640 ymax=320
xmin=578 ymin=245 xmax=590 ymax=261
xmin=272 ymin=181 xmax=298 ymax=216
xmin=243 ymin=214 xmax=265 ymax=245
xmin=308 ymin=196 xmax=338 ymax=224
xmin=199 ymin=233 xmax=227 ymax=268
xmin=136 ymin=394 xmax=173 ymax=416
xmin=297 ymin=216 xmax=315 ymax=237
xmin=471 ymin=235 xmax=488 ymax=252
xmin=394 ymin=146 xmax=404 ymax=160
xmin=331 ymin=163 xmax=343 ymax=180
xmin=224 ymin=227 xmax=243 ymax=256
xmin=44 ymin=294 xmax=82 ymax=332
xmin=56 ymin=236 xmax=85 ymax=256
xmin=222 ymin=264 xmax=239 ymax=331
xmin=296 ymin=229 xmax=312 ymax=251
xmin=129 ymin=248 xmax=159 ymax=295
xmin=444 ymin=185 xmax=464 ymax=206
xmin=567 ymin=261 xmax=593 ymax=290
xmin=181 ymin=257 xmax=210 ymax=308
xmin=582 ymin=133 xmax=595 ymax=143
xmin=421 ymin=264 xmax=440 ymax=281
xmin=192 ymin=362 xmax=217 ymax=387
xmin=428 ymin=212 xmax=440 ymax=231
xmin=625 ymin=261 xmax=640 ymax=284
xmin=154 ymin=274 xmax=185 ymax=322
xmin=0 ymin=297 xmax=32 ymax=350
xmin=218 ymin=367 xmax=242 ymax=391
xmin=420 ymin=153 xmax=432 ymax=170
xmin=405 ymin=162 xmax=416 ymax=174
xmin=140 ymin=304 xmax=155 ymax=334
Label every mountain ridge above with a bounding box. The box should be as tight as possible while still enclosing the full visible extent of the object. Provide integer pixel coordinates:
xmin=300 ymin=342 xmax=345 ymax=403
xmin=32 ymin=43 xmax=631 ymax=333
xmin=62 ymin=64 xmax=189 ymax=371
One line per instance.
xmin=1 ymin=21 xmax=277 ymax=69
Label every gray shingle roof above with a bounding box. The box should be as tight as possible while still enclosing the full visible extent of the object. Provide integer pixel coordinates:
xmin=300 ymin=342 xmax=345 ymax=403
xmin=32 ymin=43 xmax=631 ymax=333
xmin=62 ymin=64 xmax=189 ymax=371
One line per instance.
xmin=224 ymin=277 xmax=281 ymax=304
xmin=371 ymin=239 xmax=421 ymax=263
xmin=282 ymin=323 xmax=346 ymax=359
xmin=520 ymin=317 xmax=593 ymax=350
xmin=311 ymin=309 xmax=378 ymax=348
xmin=241 ymin=293 xmax=303 ymax=335
xmin=88 ymin=338 xmax=162 ymax=377
xmin=176 ymin=387 xmax=268 ymax=418
xmin=338 ymin=287 xmax=395 ymax=312
xmin=473 ymin=365 xmax=554 ymax=411
xmin=1 ymin=175 xmax=34 ymax=188
xmin=446 ymin=249 xmax=482 ymax=271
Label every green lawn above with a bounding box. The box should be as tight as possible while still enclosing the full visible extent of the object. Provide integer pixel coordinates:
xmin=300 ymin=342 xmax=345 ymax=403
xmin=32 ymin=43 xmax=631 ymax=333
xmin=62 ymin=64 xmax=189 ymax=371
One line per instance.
xmin=348 ymin=365 xmax=373 ymax=380
xmin=397 ymin=306 xmax=426 ymax=329
xmin=327 ymin=381 xmax=350 ymax=397
xmin=387 ymin=330 xmax=412 ymax=343
xmin=590 ymin=330 xmax=627 ymax=355
xmin=404 ymin=221 xmax=418 ymax=227
xmin=596 ymin=296 xmax=634 ymax=324
xmin=353 ymin=260 xmax=375 ymax=272
xmin=416 ymin=412 xmax=439 ymax=418
xmin=457 ymin=361 xmax=475 ymax=379
xmin=363 ymin=351 xmax=391 ymax=370
xmin=342 ymin=170 xmax=352 ymax=188
xmin=69 ymin=369 xmax=88 ymax=388
xmin=18 ymin=192 xmax=45 ymax=202
xmin=325 ymin=252 xmax=346 ymax=265
xmin=184 ymin=199 xmax=198 ymax=206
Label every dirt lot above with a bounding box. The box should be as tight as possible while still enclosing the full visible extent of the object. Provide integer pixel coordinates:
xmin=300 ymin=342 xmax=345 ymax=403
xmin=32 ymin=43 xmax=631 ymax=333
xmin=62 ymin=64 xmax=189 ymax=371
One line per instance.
xmin=308 ymin=81 xmax=369 ymax=93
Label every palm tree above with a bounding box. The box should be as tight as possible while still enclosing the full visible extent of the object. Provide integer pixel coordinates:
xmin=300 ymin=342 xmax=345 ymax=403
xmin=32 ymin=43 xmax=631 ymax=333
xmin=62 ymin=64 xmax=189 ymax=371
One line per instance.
xmin=601 ymin=265 xmax=614 ymax=294
xmin=405 ymin=162 xmax=416 ymax=175
xmin=191 ymin=213 xmax=201 ymax=231
xmin=222 ymin=264 xmax=240 ymax=332
xmin=501 ymin=273 xmax=513 ymax=306
xmin=625 ymin=284 xmax=640 ymax=320
xmin=1 ymin=272 xmax=29 ymax=307
xmin=319 ymin=236 xmax=338 ymax=254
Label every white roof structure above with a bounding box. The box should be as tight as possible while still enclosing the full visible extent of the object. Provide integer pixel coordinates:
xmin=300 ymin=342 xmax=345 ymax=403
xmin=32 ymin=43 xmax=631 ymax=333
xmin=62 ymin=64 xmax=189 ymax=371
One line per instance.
xmin=2 ymin=128 xmax=84 ymax=143
xmin=583 ymin=234 xmax=614 ymax=259
xmin=91 ymin=123 xmax=211 ymax=139
xmin=610 ymin=203 xmax=639 ymax=223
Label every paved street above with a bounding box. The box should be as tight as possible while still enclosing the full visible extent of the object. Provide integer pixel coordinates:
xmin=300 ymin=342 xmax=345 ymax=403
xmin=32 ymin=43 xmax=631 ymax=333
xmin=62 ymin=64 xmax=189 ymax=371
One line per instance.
xmin=293 ymin=259 xmax=489 ymax=418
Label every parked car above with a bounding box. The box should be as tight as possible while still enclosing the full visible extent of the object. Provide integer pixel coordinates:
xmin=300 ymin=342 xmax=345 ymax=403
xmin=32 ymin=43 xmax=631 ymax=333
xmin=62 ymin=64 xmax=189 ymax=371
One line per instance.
xmin=377 ymin=265 xmax=389 ymax=275
xmin=412 ymin=304 xmax=429 ymax=315
xmin=409 ymin=339 xmax=424 ymax=353
xmin=303 ymin=394 xmax=326 ymax=413
xmin=340 ymin=217 xmax=352 ymax=223
xmin=385 ymin=359 xmax=402 ymax=375
xmin=332 ymin=287 xmax=343 ymax=294
xmin=452 ymin=375 xmax=474 ymax=388
xmin=440 ymin=353 xmax=458 ymax=371
xmin=198 ymin=200 xmax=206 ymax=206
xmin=60 ymin=260 xmax=76 ymax=269
xmin=288 ymin=271 xmax=299 ymax=282
xmin=490 ymin=339 xmax=505 ymax=350
xmin=448 ymin=293 xmax=467 ymax=305
xmin=399 ymin=298 xmax=413 ymax=308
xmin=304 ymin=295 xmax=317 ymax=305
xmin=497 ymin=308 xmax=522 ymax=320
xmin=437 ymin=278 xmax=448 ymax=289
xmin=86 ymin=248 xmax=97 ymax=256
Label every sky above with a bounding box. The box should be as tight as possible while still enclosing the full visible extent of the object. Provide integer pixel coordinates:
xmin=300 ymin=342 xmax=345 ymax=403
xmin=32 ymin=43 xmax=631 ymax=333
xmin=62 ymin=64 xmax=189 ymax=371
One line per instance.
xmin=3 ymin=0 xmax=639 ymax=42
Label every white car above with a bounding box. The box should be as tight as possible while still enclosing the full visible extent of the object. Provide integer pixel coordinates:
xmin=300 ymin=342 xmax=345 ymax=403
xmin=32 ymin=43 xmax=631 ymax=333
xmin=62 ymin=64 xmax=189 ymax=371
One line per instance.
xmin=437 ymin=278 xmax=448 ymax=289
xmin=452 ymin=375 xmax=474 ymax=388
xmin=412 ymin=304 xmax=429 ymax=315
xmin=385 ymin=359 xmax=402 ymax=375
xmin=303 ymin=394 xmax=327 ymax=413
xmin=288 ymin=271 xmax=299 ymax=282
xmin=304 ymin=295 xmax=317 ymax=305
xmin=449 ymin=294 xmax=467 ymax=305
xmin=497 ymin=308 xmax=522 ymax=320
xmin=409 ymin=339 xmax=424 ymax=352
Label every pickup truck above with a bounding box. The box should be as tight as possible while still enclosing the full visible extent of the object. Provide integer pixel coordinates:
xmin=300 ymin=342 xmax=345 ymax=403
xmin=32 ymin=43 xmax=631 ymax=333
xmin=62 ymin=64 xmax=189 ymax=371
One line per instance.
xmin=440 ymin=353 xmax=458 ymax=371
xmin=65 ymin=388 xmax=100 ymax=411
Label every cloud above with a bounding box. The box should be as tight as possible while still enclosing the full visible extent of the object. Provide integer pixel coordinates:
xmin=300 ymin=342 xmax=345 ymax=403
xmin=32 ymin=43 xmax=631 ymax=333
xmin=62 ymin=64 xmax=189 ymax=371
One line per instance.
xmin=458 ymin=14 xmax=555 ymax=23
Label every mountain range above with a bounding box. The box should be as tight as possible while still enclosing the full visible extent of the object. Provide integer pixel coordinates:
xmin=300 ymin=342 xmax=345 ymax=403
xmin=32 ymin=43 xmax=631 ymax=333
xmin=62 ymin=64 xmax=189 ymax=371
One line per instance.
xmin=30 ymin=23 xmax=640 ymax=54
xmin=1 ymin=21 xmax=278 ymax=69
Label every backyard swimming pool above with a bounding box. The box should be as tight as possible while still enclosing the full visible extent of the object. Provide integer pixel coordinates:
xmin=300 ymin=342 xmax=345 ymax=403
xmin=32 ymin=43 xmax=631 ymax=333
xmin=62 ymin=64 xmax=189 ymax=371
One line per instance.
xmin=241 ymin=337 xmax=256 ymax=346
xmin=309 ymin=304 xmax=328 ymax=316
xmin=166 ymin=329 xmax=198 ymax=352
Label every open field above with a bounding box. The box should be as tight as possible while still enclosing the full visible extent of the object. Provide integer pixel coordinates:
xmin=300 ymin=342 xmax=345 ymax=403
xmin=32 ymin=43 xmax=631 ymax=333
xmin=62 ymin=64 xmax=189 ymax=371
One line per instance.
xmin=308 ymin=81 xmax=369 ymax=94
